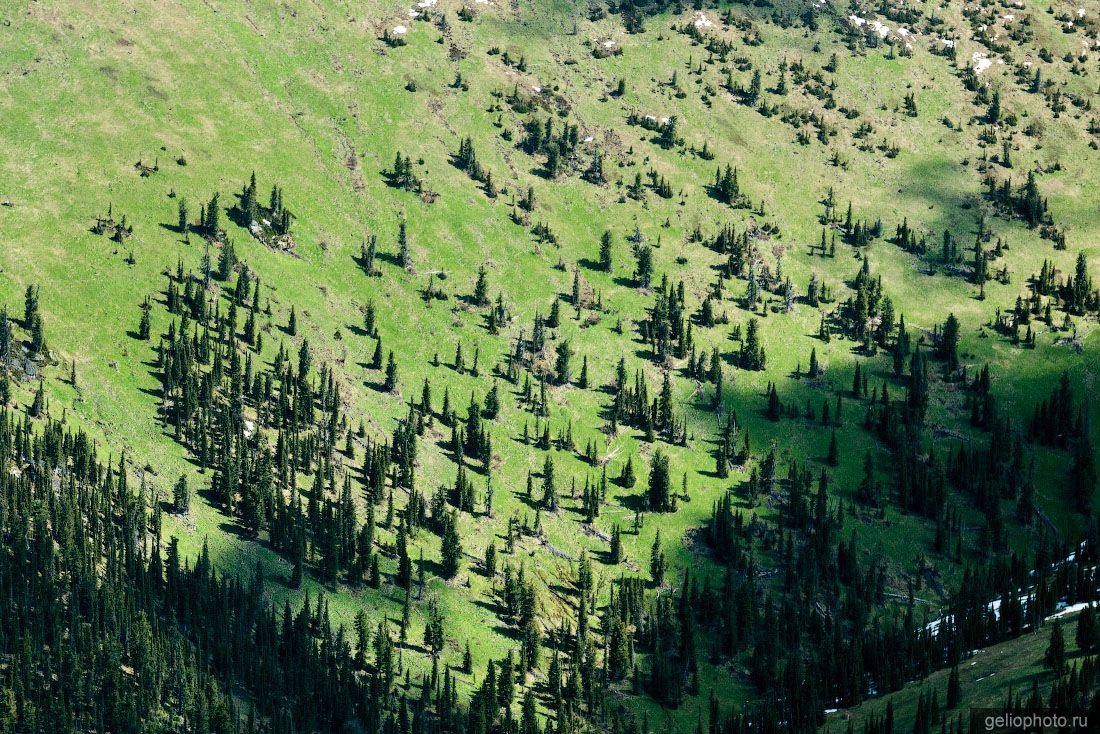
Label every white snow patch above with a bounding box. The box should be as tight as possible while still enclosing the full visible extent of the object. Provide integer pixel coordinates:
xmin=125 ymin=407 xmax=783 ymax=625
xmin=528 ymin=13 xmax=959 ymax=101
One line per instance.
xmin=1078 ymin=8 xmax=1086 ymax=17
xmin=1003 ymin=13 xmax=1015 ymax=20
xmin=972 ymin=52 xmax=994 ymax=74
xmin=940 ymin=37 xmax=955 ymax=47
xmin=393 ymin=24 xmax=408 ymax=34
xmin=693 ymin=11 xmax=714 ymax=28
xmin=602 ymin=39 xmax=616 ymax=48
xmin=849 ymin=14 xmax=894 ymax=38
xmin=583 ymin=135 xmax=594 ymax=143
xmin=532 ymin=85 xmax=542 ymax=92
xmin=408 ymin=8 xmax=419 ymax=17
xmin=1047 ymin=601 xmax=1092 ymax=620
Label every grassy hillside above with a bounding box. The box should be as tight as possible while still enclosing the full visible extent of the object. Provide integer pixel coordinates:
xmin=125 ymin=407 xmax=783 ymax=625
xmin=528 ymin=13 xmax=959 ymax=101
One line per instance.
xmin=826 ymin=609 xmax=1092 ymax=734
xmin=1 ymin=0 xmax=1099 ymax=730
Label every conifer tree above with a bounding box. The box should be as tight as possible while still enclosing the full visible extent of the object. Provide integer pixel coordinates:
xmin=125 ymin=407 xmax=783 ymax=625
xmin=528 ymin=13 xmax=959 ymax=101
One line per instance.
xmin=827 ymin=430 xmax=839 ymax=466
xmin=635 ymin=245 xmax=654 ymax=288
xmin=384 ymin=351 xmax=399 ymax=392
xmin=620 ymin=455 xmax=637 ymax=488
xmin=396 ymin=521 xmax=412 ymax=588
xmin=649 ymin=530 xmax=666 ymax=586
xmin=1077 ymin=605 xmax=1099 ymax=653
xmin=1044 ymin=619 xmax=1066 ymax=673
xmin=647 ymin=449 xmax=672 ymax=511
xmin=599 ymin=230 xmax=614 ymax=272
xmin=398 ymin=217 xmax=411 ymax=269
xmin=1070 ymin=436 xmax=1097 ymax=512
xmin=173 ymin=474 xmax=190 ymax=514
xmin=177 ymin=198 xmax=189 ymax=238
xmin=473 ymin=265 xmax=490 ymax=307
xmin=541 ymin=455 xmax=558 ymax=510
xmin=939 ymin=313 xmax=960 ymax=372
xmin=440 ymin=512 xmax=462 ymax=578
xmin=554 ymin=340 xmax=573 ymax=385
xmin=946 ymin=664 xmax=960 ymax=708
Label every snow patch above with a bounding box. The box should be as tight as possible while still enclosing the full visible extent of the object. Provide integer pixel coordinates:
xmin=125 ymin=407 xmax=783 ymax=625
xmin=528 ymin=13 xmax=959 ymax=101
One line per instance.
xmin=1047 ymin=601 xmax=1092 ymax=621
xmin=393 ymin=24 xmax=408 ymax=34
xmin=972 ymin=52 xmax=995 ymax=74
xmin=849 ymin=14 xmax=897 ymax=39
xmin=693 ymin=11 xmax=714 ymax=29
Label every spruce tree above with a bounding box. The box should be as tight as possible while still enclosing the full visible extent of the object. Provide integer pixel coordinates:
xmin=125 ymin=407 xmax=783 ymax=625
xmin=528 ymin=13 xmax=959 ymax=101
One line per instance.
xmin=173 ymin=474 xmax=190 ymax=513
xmin=635 ymin=245 xmax=653 ymax=288
xmin=398 ymin=217 xmax=411 ymax=269
xmin=554 ymin=340 xmax=572 ymax=385
xmin=647 ymin=449 xmax=672 ymax=511
xmin=440 ymin=512 xmax=462 ymax=578
xmin=473 ymin=265 xmax=489 ymax=306
xmin=827 ymin=430 xmax=839 ymax=467
xmin=396 ymin=521 xmax=412 ymax=588
xmin=649 ymin=530 xmax=666 ymax=586
xmin=1045 ymin=619 xmax=1066 ymax=673
xmin=939 ymin=313 xmax=960 ymax=372
xmin=384 ymin=351 xmax=399 ymax=392
xmin=541 ymin=455 xmax=558 ymax=510
xmin=1077 ymin=605 xmax=1099 ymax=653
xmin=599 ymin=230 xmax=613 ymax=271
